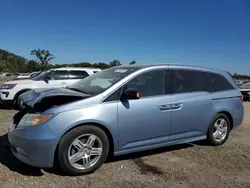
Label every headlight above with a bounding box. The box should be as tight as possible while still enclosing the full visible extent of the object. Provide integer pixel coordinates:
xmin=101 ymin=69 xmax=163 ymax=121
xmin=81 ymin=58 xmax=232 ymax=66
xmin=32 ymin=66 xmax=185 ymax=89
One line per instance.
xmin=18 ymin=114 xmax=53 ymax=127
xmin=0 ymin=84 xmax=16 ymax=89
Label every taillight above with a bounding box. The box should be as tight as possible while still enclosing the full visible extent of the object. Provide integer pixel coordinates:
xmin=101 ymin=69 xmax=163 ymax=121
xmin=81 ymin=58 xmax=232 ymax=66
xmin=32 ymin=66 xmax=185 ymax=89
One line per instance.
xmin=240 ymin=96 xmax=243 ymax=102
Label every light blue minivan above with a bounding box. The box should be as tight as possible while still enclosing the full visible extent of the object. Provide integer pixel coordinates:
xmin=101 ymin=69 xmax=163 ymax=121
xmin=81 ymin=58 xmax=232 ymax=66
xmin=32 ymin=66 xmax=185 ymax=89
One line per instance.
xmin=8 ymin=64 xmax=244 ymax=175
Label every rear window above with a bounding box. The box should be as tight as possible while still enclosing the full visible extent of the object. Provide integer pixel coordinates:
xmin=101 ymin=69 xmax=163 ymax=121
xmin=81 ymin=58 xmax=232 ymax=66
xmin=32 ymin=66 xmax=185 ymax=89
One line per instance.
xmin=171 ymin=70 xmax=204 ymax=94
xmin=203 ymin=72 xmax=234 ymax=92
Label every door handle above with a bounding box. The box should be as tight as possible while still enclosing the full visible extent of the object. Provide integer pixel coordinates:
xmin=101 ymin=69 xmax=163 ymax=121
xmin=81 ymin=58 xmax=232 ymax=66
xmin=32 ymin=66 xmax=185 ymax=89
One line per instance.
xmin=61 ymin=82 xmax=66 ymax=84
xmin=158 ymin=104 xmax=171 ymax=111
xmin=170 ymin=103 xmax=183 ymax=110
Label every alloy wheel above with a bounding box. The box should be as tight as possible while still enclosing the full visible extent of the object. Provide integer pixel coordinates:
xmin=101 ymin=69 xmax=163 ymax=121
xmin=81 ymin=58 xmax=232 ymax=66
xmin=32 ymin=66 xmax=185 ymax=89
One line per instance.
xmin=68 ymin=134 xmax=103 ymax=170
xmin=213 ymin=118 xmax=228 ymax=142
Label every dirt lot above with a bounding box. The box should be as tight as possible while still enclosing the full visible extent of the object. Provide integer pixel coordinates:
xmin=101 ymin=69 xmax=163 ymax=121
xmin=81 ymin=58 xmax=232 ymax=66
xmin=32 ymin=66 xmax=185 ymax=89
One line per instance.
xmin=0 ymin=104 xmax=250 ymax=188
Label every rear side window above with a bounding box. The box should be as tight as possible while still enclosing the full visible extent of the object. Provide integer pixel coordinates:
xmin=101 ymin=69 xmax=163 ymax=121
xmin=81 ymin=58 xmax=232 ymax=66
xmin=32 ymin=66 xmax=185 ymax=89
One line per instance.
xmin=171 ymin=70 xmax=204 ymax=94
xmin=69 ymin=70 xmax=89 ymax=79
xmin=203 ymin=72 xmax=234 ymax=92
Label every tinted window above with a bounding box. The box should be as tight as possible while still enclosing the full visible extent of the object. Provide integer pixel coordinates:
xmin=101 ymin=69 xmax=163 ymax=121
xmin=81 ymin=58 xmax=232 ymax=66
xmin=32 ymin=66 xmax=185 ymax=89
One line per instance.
xmin=203 ymin=72 xmax=234 ymax=92
xmin=48 ymin=71 xmax=68 ymax=80
xmin=171 ymin=70 xmax=204 ymax=94
xmin=70 ymin=70 xmax=89 ymax=79
xmin=103 ymin=88 xmax=122 ymax=102
xmin=126 ymin=70 xmax=165 ymax=98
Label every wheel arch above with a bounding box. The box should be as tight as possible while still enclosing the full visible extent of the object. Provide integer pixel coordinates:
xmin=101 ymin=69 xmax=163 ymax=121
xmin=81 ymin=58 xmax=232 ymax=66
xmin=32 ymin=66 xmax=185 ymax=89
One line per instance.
xmin=13 ymin=88 xmax=31 ymax=101
xmin=217 ymin=111 xmax=234 ymax=130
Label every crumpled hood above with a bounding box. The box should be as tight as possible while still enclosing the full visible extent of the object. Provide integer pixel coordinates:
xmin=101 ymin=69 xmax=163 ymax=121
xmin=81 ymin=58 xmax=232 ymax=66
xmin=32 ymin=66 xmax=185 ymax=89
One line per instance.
xmin=19 ymin=88 xmax=89 ymax=109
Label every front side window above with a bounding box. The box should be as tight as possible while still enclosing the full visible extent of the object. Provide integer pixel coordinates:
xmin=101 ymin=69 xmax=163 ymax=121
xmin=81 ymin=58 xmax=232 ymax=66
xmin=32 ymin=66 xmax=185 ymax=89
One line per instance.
xmin=126 ymin=70 xmax=166 ymax=98
xmin=103 ymin=88 xmax=123 ymax=102
xmin=203 ymin=72 xmax=234 ymax=92
xmin=171 ymin=70 xmax=204 ymax=94
xmin=47 ymin=70 xmax=68 ymax=80
xmin=69 ymin=70 xmax=89 ymax=79
xmin=68 ymin=67 xmax=140 ymax=95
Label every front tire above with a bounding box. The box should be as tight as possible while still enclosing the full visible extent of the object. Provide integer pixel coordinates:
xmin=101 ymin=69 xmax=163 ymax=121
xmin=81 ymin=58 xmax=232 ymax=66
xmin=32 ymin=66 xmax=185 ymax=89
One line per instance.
xmin=57 ymin=126 xmax=109 ymax=176
xmin=15 ymin=96 xmax=25 ymax=110
xmin=206 ymin=114 xmax=230 ymax=146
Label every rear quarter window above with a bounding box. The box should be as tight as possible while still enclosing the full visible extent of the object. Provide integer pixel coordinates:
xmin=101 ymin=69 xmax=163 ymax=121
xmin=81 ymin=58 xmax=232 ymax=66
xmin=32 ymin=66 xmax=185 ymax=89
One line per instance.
xmin=203 ymin=72 xmax=234 ymax=92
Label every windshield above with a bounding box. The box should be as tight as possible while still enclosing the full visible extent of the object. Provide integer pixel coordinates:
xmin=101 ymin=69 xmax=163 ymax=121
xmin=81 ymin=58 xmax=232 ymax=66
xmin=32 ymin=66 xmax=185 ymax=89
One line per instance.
xmin=32 ymin=71 xmax=51 ymax=80
xmin=68 ymin=67 xmax=140 ymax=95
xmin=30 ymin=72 xmax=40 ymax=78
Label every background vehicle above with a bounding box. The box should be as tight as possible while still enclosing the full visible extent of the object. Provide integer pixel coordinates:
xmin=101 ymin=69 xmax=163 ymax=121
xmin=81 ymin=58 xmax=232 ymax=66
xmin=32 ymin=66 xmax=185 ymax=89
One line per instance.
xmin=240 ymin=82 xmax=250 ymax=101
xmin=0 ymin=67 xmax=101 ymax=108
xmin=11 ymin=71 xmax=41 ymax=80
xmin=8 ymin=64 xmax=244 ymax=176
xmin=15 ymin=72 xmax=37 ymax=79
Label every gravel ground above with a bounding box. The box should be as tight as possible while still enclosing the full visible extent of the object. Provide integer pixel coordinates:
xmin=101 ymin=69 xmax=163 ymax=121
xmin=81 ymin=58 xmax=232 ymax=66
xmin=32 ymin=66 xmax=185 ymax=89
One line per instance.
xmin=0 ymin=103 xmax=250 ymax=188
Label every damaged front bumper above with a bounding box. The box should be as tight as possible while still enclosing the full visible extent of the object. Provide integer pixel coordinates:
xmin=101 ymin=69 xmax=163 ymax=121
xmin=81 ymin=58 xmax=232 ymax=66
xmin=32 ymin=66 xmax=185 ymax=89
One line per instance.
xmin=8 ymin=88 xmax=91 ymax=167
xmin=8 ymin=115 xmax=59 ymax=168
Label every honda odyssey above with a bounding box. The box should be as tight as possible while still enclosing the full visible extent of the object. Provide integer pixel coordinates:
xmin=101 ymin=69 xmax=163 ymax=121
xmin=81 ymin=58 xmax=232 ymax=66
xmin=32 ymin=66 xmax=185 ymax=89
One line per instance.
xmin=8 ymin=64 xmax=244 ymax=175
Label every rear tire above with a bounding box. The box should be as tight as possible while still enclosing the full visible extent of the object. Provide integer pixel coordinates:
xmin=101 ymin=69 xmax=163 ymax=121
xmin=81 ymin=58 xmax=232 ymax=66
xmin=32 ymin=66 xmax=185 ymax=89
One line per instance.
xmin=57 ymin=125 xmax=109 ymax=176
xmin=206 ymin=113 xmax=230 ymax=146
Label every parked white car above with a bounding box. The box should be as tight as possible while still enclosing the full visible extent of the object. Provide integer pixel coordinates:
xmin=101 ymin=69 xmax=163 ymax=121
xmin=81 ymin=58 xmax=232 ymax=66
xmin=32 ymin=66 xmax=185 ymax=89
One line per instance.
xmin=16 ymin=72 xmax=35 ymax=79
xmin=0 ymin=67 xmax=101 ymax=108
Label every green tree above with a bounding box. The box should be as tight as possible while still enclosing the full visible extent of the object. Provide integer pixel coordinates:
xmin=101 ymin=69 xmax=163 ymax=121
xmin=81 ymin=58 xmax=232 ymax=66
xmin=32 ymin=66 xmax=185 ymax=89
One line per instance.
xmin=129 ymin=60 xmax=136 ymax=65
xmin=0 ymin=60 xmax=9 ymax=72
xmin=30 ymin=49 xmax=55 ymax=70
xmin=26 ymin=60 xmax=41 ymax=72
xmin=93 ymin=62 xmax=111 ymax=69
xmin=109 ymin=59 xmax=121 ymax=67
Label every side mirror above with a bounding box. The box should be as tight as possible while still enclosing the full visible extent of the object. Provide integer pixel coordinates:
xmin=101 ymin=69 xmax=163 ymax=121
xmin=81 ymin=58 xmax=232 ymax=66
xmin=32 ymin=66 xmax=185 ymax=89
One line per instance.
xmin=121 ymin=88 xmax=140 ymax=100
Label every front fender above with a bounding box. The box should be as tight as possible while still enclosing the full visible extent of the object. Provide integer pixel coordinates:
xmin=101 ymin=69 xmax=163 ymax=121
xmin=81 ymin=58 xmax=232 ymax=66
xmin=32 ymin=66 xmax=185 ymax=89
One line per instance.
xmin=46 ymin=102 xmax=118 ymax=151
